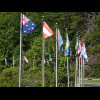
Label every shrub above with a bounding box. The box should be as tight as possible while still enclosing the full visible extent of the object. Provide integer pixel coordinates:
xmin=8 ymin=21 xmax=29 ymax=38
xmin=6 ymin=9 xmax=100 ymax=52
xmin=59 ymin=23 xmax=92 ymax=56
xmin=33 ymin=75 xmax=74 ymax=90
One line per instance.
xmin=0 ymin=67 xmax=19 ymax=87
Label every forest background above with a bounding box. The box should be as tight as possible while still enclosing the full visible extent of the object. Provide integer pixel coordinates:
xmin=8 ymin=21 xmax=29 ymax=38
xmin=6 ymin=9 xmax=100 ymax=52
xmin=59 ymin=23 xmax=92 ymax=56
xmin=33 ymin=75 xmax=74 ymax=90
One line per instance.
xmin=0 ymin=12 xmax=100 ymax=87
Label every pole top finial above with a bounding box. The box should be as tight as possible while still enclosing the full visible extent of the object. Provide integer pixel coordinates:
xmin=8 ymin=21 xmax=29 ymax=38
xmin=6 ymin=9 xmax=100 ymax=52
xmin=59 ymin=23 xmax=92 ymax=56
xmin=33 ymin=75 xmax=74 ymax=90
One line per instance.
xmin=76 ymin=32 xmax=78 ymax=36
xmin=79 ymin=35 xmax=81 ymax=40
xmin=56 ymin=23 xmax=58 ymax=27
xmin=66 ymin=28 xmax=68 ymax=32
xmin=42 ymin=16 xmax=45 ymax=21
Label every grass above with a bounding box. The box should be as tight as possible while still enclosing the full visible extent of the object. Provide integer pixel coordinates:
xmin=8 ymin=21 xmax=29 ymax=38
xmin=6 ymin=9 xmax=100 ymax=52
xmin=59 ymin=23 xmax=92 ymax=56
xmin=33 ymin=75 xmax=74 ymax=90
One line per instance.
xmin=85 ymin=77 xmax=100 ymax=79
xmin=84 ymin=79 xmax=100 ymax=84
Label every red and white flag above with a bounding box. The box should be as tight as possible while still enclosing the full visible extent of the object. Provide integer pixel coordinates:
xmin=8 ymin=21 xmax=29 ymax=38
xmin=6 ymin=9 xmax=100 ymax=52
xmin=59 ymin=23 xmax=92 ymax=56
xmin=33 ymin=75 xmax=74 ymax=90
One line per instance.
xmin=24 ymin=56 xmax=28 ymax=63
xmin=78 ymin=40 xmax=82 ymax=57
xmin=43 ymin=21 xmax=54 ymax=39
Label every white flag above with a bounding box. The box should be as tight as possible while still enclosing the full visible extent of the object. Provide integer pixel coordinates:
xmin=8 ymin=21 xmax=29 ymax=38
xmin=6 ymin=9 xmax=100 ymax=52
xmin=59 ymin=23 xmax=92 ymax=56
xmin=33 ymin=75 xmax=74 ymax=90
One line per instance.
xmin=5 ymin=58 xmax=7 ymax=66
xmin=24 ymin=56 xmax=28 ymax=63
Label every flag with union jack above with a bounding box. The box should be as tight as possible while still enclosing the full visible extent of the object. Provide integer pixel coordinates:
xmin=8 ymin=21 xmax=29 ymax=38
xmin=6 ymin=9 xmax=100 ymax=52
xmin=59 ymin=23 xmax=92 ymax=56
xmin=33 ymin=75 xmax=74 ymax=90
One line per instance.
xmin=22 ymin=14 xmax=37 ymax=34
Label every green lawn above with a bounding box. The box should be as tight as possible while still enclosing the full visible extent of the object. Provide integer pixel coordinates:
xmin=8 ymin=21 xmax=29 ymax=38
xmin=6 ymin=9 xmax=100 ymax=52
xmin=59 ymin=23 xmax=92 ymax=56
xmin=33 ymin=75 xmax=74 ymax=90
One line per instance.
xmin=84 ymin=79 xmax=100 ymax=84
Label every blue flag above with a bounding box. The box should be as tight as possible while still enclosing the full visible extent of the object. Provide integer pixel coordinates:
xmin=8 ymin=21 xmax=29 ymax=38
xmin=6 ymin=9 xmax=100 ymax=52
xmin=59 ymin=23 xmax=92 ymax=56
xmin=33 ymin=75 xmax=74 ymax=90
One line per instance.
xmin=65 ymin=33 xmax=70 ymax=56
xmin=58 ymin=29 xmax=63 ymax=52
xmin=49 ymin=54 xmax=52 ymax=61
xmin=22 ymin=14 xmax=37 ymax=34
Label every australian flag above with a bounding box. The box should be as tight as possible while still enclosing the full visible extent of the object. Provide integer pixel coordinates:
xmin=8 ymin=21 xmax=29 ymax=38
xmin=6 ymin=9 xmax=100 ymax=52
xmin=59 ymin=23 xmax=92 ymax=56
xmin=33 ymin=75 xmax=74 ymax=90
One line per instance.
xmin=22 ymin=14 xmax=37 ymax=34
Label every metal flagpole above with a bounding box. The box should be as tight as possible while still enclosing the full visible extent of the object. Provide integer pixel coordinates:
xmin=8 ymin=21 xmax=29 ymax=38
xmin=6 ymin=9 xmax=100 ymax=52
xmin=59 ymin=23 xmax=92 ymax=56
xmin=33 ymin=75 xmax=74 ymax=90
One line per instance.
xmin=56 ymin=23 xmax=58 ymax=87
xmin=75 ymin=33 xmax=78 ymax=87
xmin=67 ymin=56 xmax=69 ymax=87
xmin=79 ymin=51 xmax=80 ymax=87
xmin=19 ymin=13 xmax=22 ymax=87
xmin=75 ymin=34 xmax=76 ymax=87
xmin=81 ymin=52 xmax=82 ymax=87
xmin=42 ymin=16 xmax=45 ymax=87
xmin=66 ymin=28 xmax=69 ymax=87
xmin=82 ymin=41 xmax=85 ymax=87
xmin=75 ymin=52 xmax=78 ymax=87
xmin=78 ymin=36 xmax=81 ymax=87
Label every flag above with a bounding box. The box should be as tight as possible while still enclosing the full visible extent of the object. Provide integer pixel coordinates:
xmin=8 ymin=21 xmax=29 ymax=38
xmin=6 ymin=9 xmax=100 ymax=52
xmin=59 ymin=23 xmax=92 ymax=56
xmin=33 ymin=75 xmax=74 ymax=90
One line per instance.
xmin=22 ymin=14 xmax=37 ymax=34
xmin=34 ymin=58 xmax=41 ymax=62
xmin=85 ymin=53 xmax=88 ymax=62
xmin=75 ymin=37 xmax=78 ymax=50
xmin=78 ymin=40 xmax=82 ymax=56
xmin=5 ymin=58 xmax=7 ymax=66
xmin=44 ymin=59 xmax=45 ymax=64
xmin=24 ymin=56 xmax=28 ymax=63
xmin=43 ymin=21 xmax=54 ymax=39
xmin=81 ymin=44 xmax=88 ymax=62
xmin=58 ymin=29 xmax=63 ymax=52
xmin=13 ymin=56 xmax=15 ymax=66
xmin=65 ymin=33 xmax=70 ymax=56
xmin=49 ymin=54 xmax=52 ymax=61
xmin=47 ymin=60 xmax=49 ymax=65
xmin=70 ymin=50 xmax=72 ymax=57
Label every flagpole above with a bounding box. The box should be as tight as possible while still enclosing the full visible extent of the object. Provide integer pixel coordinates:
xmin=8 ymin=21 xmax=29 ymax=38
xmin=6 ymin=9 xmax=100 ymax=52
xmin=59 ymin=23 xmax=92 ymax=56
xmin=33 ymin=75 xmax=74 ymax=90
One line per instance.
xmin=78 ymin=36 xmax=81 ymax=87
xmin=19 ymin=13 xmax=22 ymax=87
xmin=80 ymin=37 xmax=82 ymax=87
xmin=66 ymin=28 xmax=69 ymax=87
xmin=56 ymin=23 xmax=58 ymax=87
xmin=82 ymin=41 xmax=85 ymax=87
xmin=75 ymin=33 xmax=78 ymax=87
xmin=67 ymin=56 xmax=69 ymax=87
xmin=80 ymin=38 xmax=82 ymax=87
xmin=75 ymin=52 xmax=78 ymax=87
xmin=81 ymin=51 xmax=82 ymax=87
xmin=42 ymin=16 xmax=45 ymax=87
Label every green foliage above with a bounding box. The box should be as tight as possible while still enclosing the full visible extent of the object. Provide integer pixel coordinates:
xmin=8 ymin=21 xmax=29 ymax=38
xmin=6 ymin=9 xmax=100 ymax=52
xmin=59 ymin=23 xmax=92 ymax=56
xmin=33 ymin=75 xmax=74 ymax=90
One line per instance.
xmin=90 ymin=62 xmax=100 ymax=77
xmin=90 ymin=44 xmax=100 ymax=55
xmin=35 ymin=82 xmax=42 ymax=87
xmin=0 ymin=67 xmax=19 ymax=87
xmin=0 ymin=65 xmax=5 ymax=72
